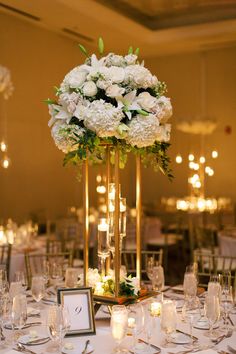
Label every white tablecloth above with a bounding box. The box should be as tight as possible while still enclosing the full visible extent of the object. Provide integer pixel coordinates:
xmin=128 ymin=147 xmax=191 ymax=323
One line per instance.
xmin=0 ymin=291 xmax=235 ymax=354
xmin=218 ymin=230 xmax=236 ymax=257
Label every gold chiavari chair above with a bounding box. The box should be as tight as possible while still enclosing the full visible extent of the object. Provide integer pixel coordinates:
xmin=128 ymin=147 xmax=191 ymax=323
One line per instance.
xmin=25 ymin=251 xmax=73 ymax=287
xmin=193 ymin=249 xmax=236 ymax=288
xmin=121 ymin=249 xmax=163 ymax=279
xmin=0 ymin=244 xmax=12 ymax=280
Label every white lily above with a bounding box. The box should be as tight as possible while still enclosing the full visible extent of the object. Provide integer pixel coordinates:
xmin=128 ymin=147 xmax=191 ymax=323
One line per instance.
xmin=80 ymin=54 xmax=106 ymax=79
xmin=117 ymin=90 xmax=141 ymax=120
xmin=48 ymin=104 xmax=72 ymax=127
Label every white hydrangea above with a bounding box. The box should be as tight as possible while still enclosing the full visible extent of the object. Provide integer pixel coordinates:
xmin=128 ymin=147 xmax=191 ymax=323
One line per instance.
xmin=0 ymin=65 xmax=14 ymax=100
xmin=104 ymin=53 xmax=125 ymax=67
xmin=83 ymin=99 xmax=124 ymax=137
xmin=79 ymin=268 xmax=101 ymax=288
xmin=51 ymin=121 xmax=84 ymax=153
xmin=124 ymin=65 xmax=154 ymax=89
xmin=126 ymin=114 xmax=160 ymax=147
xmin=155 ymin=124 xmax=171 ymax=142
xmin=152 ymin=96 xmax=172 ymax=123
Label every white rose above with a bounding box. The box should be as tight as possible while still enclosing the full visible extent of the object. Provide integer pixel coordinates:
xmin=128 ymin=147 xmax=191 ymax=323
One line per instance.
xmin=83 ymin=81 xmax=98 ymax=97
xmin=137 ymin=92 xmax=157 ymax=111
xmin=152 ymin=96 xmax=172 ymax=123
xmin=108 ymin=66 xmax=125 ymax=83
xmin=124 ymin=54 xmax=137 ymax=65
xmin=151 ymin=75 xmax=158 ymax=86
xmin=96 ymin=79 xmax=112 ymax=90
xmin=106 ymin=84 xmax=125 ymax=98
xmin=68 ymin=70 xmax=87 ymax=88
xmin=156 ymin=124 xmax=171 ymax=142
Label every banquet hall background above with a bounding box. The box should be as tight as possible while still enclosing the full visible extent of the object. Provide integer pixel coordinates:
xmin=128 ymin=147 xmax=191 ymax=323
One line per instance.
xmin=0 ymin=0 xmax=236 ymax=284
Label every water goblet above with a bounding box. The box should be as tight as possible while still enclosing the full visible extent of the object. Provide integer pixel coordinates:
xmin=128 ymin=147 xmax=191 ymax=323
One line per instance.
xmin=111 ymin=305 xmax=129 ymax=353
xmin=31 ymin=276 xmax=45 ymax=309
xmin=11 ymin=294 xmax=27 ymax=340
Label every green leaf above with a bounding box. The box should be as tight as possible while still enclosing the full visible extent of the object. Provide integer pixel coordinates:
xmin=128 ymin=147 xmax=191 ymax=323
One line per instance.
xmin=44 ymin=98 xmax=57 ymax=105
xmin=128 ymin=46 xmax=133 ymax=54
xmin=135 ymin=47 xmax=140 ymax=55
xmin=78 ymin=44 xmax=88 ymax=56
xmin=98 ymin=37 xmax=104 ymax=54
xmin=136 ymin=109 xmax=149 ymax=116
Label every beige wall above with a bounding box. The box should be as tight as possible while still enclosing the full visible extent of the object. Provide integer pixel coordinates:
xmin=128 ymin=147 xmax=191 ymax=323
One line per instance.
xmin=0 ymin=12 xmax=235 ymax=222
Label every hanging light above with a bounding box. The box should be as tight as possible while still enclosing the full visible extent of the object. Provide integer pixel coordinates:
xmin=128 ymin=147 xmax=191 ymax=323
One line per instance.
xmin=188 ymin=154 xmax=194 ymax=161
xmin=175 ymin=154 xmax=183 ymax=164
xmin=0 ymin=141 xmax=7 ymax=152
xmin=208 ymin=168 xmax=214 ymax=176
xmin=199 ymin=156 xmax=205 ymax=164
xmin=212 ymin=150 xmax=218 ymax=159
xmin=1 ymin=156 xmax=11 ymax=169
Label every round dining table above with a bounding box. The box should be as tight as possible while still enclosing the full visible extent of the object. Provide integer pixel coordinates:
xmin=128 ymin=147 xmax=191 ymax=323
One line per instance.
xmin=0 ymin=289 xmax=235 ymax=354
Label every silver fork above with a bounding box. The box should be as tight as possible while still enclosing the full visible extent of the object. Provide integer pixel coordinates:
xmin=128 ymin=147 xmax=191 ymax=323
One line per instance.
xmin=82 ymin=339 xmax=90 ymax=354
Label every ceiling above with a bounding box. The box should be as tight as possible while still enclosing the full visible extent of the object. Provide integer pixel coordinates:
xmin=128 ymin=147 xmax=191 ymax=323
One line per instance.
xmin=1 ymin=0 xmax=236 ymax=57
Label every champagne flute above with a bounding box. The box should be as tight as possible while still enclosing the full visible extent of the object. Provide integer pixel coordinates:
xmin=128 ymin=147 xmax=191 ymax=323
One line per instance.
xmin=31 ymin=276 xmax=45 ymax=308
xmin=47 ymin=305 xmax=71 ymax=352
xmin=204 ymin=295 xmax=220 ymax=339
xmin=183 ymin=265 xmax=197 ymax=299
xmin=160 ymin=300 xmax=177 ymax=347
xmin=42 ymin=260 xmax=50 ymax=286
xmin=127 ymin=303 xmax=144 ymax=352
xmin=221 ymin=285 xmax=234 ymax=332
xmin=11 ymin=294 xmax=27 ymax=339
xmin=111 ymin=305 xmax=129 ymax=353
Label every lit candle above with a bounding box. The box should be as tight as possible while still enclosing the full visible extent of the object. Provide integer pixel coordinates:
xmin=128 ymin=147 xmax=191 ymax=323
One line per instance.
xmin=98 ymin=218 xmax=108 ymax=232
xmin=150 ymin=302 xmax=161 ymax=317
xmin=128 ymin=317 xmax=136 ymax=328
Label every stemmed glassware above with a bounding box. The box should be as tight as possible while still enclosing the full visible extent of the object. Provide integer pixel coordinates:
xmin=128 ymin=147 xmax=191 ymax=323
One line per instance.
xmin=11 ymin=294 xmax=27 ymax=339
xmin=31 ymin=276 xmax=45 ymax=308
xmin=221 ymin=285 xmax=234 ymax=332
xmin=42 ymin=260 xmax=50 ymax=286
xmin=143 ymin=301 xmax=156 ymax=353
xmin=14 ymin=272 xmax=27 ymax=293
xmin=160 ymin=300 xmax=177 ymax=347
xmin=0 ymin=269 xmax=9 ymax=297
xmin=183 ymin=265 xmax=198 ymax=299
xmin=47 ymin=304 xmax=71 ymax=352
xmin=208 ymin=274 xmax=221 ymax=297
xmin=182 ymin=298 xmax=201 ymax=349
xmin=127 ymin=303 xmax=144 ymax=352
xmin=51 ymin=262 xmax=64 ymax=284
xmin=204 ymin=294 xmax=221 ymax=339
xmin=146 ymin=257 xmax=164 ymax=292
xmin=111 ymin=305 xmax=129 ymax=353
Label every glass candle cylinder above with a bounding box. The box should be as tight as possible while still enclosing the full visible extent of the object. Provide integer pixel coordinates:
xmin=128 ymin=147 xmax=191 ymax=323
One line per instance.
xmin=65 ymin=268 xmax=78 ymax=288
xmin=150 ymin=301 xmax=161 ymax=317
xmin=97 ymin=218 xmax=110 ymax=259
xmin=160 ymin=300 xmax=177 ymax=338
xmin=111 ymin=305 xmax=128 ymax=351
xmin=119 ymin=198 xmax=126 ymax=239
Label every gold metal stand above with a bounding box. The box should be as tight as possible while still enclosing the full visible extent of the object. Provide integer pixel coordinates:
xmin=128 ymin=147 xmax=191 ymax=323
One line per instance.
xmin=83 ymin=157 xmax=89 ymax=286
xmin=136 ymin=155 xmax=141 ymax=284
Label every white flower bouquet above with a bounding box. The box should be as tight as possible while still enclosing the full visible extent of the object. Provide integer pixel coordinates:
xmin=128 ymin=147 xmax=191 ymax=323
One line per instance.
xmin=47 ymin=38 xmax=172 ymax=177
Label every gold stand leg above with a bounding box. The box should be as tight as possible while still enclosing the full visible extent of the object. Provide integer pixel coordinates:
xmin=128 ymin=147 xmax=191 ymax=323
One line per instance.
xmin=106 ymin=146 xmax=111 ymax=274
xmin=83 ymin=158 xmax=89 ymax=286
xmin=114 ymin=148 xmax=120 ymax=297
xmin=136 ymin=155 xmax=142 ymax=285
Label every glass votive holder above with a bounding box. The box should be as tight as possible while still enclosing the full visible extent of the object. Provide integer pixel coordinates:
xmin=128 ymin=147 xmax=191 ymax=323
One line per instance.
xmin=65 ymin=268 xmax=78 ymax=288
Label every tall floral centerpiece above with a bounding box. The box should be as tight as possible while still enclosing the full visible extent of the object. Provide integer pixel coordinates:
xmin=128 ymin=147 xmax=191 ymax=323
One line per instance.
xmin=47 ymin=39 xmax=173 ymax=301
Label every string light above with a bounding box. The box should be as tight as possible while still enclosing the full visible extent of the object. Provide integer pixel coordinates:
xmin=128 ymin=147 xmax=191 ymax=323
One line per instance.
xmin=199 ymin=156 xmax=205 ymax=164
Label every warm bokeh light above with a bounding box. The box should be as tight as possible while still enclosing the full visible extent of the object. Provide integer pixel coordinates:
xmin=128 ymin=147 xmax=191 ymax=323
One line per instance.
xmin=189 ymin=161 xmax=195 ymax=169
xmin=1 ymin=156 xmax=10 ymax=169
xmin=212 ymin=150 xmax=218 ymax=158
xmin=193 ymin=163 xmax=199 ymax=171
xmin=199 ymin=156 xmax=206 ymax=164
xmin=0 ymin=141 xmax=7 ymax=152
xmin=205 ymin=166 xmax=211 ymax=174
xmin=188 ymin=154 xmax=194 ymax=161
xmin=208 ymin=168 xmax=214 ymax=176
xmin=175 ymin=154 xmax=183 ymax=164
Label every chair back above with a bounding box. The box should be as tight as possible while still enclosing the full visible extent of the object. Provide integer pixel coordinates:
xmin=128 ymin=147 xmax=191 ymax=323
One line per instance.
xmin=194 ymin=249 xmax=236 ymax=288
xmin=25 ymin=251 xmax=73 ymax=287
xmin=0 ymin=244 xmax=12 ymax=280
xmin=121 ymin=249 xmax=163 ymax=278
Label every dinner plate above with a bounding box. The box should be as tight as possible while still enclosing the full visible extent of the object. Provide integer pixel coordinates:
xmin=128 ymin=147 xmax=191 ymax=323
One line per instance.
xmin=62 ymin=341 xmax=94 ymax=354
xmin=170 ymin=332 xmax=191 ymax=344
xmin=27 ymin=307 xmax=40 ymax=316
xmin=18 ymin=334 xmax=50 ymax=346
xmin=4 ymin=323 xmax=31 ymax=330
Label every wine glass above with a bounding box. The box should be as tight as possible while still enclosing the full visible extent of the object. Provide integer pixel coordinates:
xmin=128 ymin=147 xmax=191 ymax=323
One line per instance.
xmin=47 ymin=305 xmax=71 ymax=352
xmin=42 ymin=260 xmax=50 ymax=286
xmin=143 ymin=301 xmax=156 ymax=353
xmin=127 ymin=303 xmax=144 ymax=352
xmin=15 ymin=272 xmax=27 ymax=293
xmin=31 ymin=276 xmax=45 ymax=308
xmin=182 ymin=297 xmax=201 ymax=349
xmin=160 ymin=300 xmax=177 ymax=347
xmin=111 ymin=305 xmax=129 ymax=353
xmin=11 ymin=294 xmax=27 ymax=339
xmin=204 ymin=295 xmax=221 ymax=339
xmin=221 ymin=285 xmax=234 ymax=333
